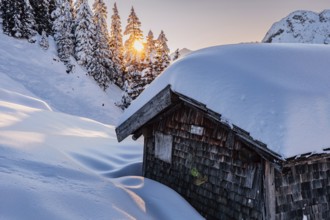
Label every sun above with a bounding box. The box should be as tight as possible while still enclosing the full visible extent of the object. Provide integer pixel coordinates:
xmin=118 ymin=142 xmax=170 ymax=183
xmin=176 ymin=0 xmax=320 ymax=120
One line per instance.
xmin=133 ymin=40 xmax=144 ymax=52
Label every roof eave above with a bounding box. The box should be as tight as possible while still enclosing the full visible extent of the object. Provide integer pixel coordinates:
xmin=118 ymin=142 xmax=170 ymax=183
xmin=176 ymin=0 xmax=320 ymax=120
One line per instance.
xmin=116 ymin=85 xmax=173 ymax=142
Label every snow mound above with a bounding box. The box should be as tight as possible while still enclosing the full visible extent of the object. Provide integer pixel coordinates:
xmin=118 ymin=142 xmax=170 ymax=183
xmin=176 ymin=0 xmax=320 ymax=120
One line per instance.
xmin=120 ymin=43 xmax=330 ymax=158
xmin=263 ymin=10 xmax=330 ymax=44
xmin=0 ymin=31 xmax=203 ymax=219
xmin=0 ymin=74 xmax=203 ymax=220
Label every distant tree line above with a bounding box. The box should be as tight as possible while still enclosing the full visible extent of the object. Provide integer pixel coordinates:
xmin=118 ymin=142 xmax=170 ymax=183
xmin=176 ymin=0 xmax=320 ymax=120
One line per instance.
xmin=0 ymin=0 xmax=173 ymax=108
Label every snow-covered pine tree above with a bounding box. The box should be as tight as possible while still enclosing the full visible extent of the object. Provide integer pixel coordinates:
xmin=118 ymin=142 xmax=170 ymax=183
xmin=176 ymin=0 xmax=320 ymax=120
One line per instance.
xmin=154 ymin=30 xmax=170 ymax=75
xmin=1 ymin=0 xmax=37 ymax=41
xmin=172 ymin=48 xmax=180 ymax=61
xmin=39 ymin=30 xmax=49 ymax=49
xmin=52 ymin=0 xmax=74 ymax=73
xmin=122 ymin=7 xmax=146 ymax=102
xmin=47 ymin=0 xmax=56 ymax=34
xmin=47 ymin=0 xmax=56 ymax=17
xmin=29 ymin=0 xmax=52 ymax=35
xmin=22 ymin=0 xmax=37 ymax=42
xmin=73 ymin=0 xmax=83 ymax=14
xmin=124 ymin=7 xmax=144 ymax=69
xmin=109 ymin=2 xmax=124 ymax=88
xmin=88 ymin=0 xmax=115 ymax=90
xmin=0 ymin=1 xmax=2 ymax=22
xmin=74 ymin=0 xmax=94 ymax=68
xmin=0 ymin=0 xmax=9 ymax=33
xmin=126 ymin=67 xmax=146 ymax=100
xmin=115 ymin=80 xmax=132 ymax=110
xmin=0 ymin=0 xmax=9 ymax=32
xmin=2 ymin=0 xmax=22 ymax=37
xmin=142 ymin=30 xmax=157 ymax=85
xmin=68 ymin=0 xmax=75 ymax=17
xmin=145 ymin=30 xmax=156 ymax=62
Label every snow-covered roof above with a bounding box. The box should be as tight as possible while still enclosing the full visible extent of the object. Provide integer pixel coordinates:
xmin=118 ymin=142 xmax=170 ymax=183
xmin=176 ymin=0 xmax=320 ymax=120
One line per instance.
xmin=119 ymin=43 xmax=330 ymax=158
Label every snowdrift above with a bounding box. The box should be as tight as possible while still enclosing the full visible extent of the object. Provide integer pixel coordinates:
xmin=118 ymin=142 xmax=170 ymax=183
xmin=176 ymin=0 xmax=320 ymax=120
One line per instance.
xmin=121 ymin=43 xmax=330 ymax=157
xmin=0 ymin=33 xmax=203 ymax=219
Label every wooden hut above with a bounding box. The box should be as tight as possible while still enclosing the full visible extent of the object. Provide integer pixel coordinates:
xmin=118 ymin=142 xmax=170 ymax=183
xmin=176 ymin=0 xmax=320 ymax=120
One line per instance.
xmin=116 ymin=85 xmax=282 ymax=220
xmin=116 ymin=44 xmax=330 ymax=220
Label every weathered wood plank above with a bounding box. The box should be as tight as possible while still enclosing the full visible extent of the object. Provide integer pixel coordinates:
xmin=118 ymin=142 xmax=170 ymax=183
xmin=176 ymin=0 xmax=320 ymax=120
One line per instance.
xmin=116 ymin=85 xmax=173 ymax=142
xmin=264 ymin=161 xmax=276 ymax=220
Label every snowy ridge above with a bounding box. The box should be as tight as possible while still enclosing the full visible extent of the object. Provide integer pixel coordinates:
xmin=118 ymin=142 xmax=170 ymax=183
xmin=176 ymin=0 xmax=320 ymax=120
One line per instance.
xmin=0 ymin=32 xmax=203 ymax=219
xmin=263 ymin=10 xmax=330 ymax=44
xmin=120 ymin=43 xmax=330 ymax=158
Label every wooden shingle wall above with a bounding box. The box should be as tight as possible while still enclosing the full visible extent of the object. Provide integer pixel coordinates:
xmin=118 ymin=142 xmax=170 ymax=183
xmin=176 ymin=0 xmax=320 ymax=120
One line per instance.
xmin=143 ymin=105 xmax=265 ymax=220
xmin=275 ymin=155 xmax=330 ymax=220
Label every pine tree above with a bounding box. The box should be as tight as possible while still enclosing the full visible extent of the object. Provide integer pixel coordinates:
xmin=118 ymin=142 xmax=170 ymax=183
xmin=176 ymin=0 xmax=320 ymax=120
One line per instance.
xmin=39 ymin=30 xmax=49 ymax=49
xmin=46 ymin=0 xmax=56 ymax=35
xmin=154 ymin=30 xmax=170 ymax=75
xmin=126 ymin=69 xmax=145 ymax=100
xmin=73 ymin=0 xmax=83 ymax=14
xmin=74 ymin=0 xmax=94 ymax=67
xmin=1 ymin=0 xmax=9 ymax=34
xmin=145 ymin=30 xmax=156 ymax=62
xmin=142 ymin=30 xmax=157 ymax=85
xmin=29 ymin=0 xmax=52 ymax=35
xmin=2 ymin=0 xmax=37 ymax=41
xmin=7 ymin=1 xmax=23 ymax=38
xmin=124 ymin=7 xmax=144 ymax=68
xmin=109 ymin=2 xmax=124 ymax=87
xmin=172 ymin=48 xmax=180 ymax=61
xmin=21 ymin=0 xmax=37 ymax=42
xmin=52 ymin=0 xmax=74 ymax=73
xmin=68 ymin=0 xmax=75 ymax=17
xmin=0 ymin=1 xmax=2 ymax=22
xmin=122 ymin=6 xmax=145 ymax=102
xmin=115 ymin=80 xmax=132 ymax=110
xmin=88 ymin=0 xmax=115 ymax=90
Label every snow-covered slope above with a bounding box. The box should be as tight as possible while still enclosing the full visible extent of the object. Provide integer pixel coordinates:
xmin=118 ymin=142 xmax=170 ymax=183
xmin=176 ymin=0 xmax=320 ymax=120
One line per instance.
xmin=0 ymin=33 xmax=203 ymax=219
xmin=263 ymin=10 xmax=330 ymax=44
xmin=0 ymin=33 xmax=122 ymax=125
xmin=0 ymin=93 xmax=202 ymax=219
xmin=120 ymin=43 xmax=330 ymax=158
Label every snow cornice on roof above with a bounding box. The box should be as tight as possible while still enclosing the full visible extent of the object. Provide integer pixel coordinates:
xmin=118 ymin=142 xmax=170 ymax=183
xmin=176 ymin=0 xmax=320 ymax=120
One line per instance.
xmin=117 ymin=43 xmax=330 ymax=158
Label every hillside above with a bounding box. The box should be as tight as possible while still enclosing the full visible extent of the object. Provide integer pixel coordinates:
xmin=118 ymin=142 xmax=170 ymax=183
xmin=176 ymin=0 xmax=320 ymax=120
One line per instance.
xmin=263 ymin=10 xmax=330 ymax=44
xmin=0 ymin=33 xmax=122 ymax=125
xmin=0 ymin=32 xmax=203 ymax=219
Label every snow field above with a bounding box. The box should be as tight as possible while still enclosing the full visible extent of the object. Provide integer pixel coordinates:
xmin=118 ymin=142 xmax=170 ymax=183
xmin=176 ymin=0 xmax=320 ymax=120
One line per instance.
xmin=0 ymin=33 xmax=203 ymax=219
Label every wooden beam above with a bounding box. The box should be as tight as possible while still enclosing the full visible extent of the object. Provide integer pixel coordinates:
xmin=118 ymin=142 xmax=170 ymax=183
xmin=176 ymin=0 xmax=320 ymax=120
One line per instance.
xmin=264 ymin=161 xmax=276 ymax=220
xmin=116 ymin=85 xmax=173 ymax=142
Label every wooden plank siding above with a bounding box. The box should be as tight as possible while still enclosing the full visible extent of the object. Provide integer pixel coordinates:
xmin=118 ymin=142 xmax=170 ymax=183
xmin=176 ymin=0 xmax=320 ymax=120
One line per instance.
xmin=143 ymin=104 xmax=268 ymax=219
xmin=116 ymin=85 xmax=330 ymax=220
xmin=274 ymin=154 xmax=330 ymax=220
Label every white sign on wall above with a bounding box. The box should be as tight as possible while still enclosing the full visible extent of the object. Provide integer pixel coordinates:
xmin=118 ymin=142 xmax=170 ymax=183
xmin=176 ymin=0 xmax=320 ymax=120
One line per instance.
xmin=190 ymin=125 xmax=204 ymax=136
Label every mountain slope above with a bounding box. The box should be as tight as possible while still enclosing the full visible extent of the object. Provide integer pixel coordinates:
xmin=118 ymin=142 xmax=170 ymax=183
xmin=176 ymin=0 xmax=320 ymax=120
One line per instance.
xmin=263 ymin=10 xmax=330 ymax=44
xmin=0 ymin=33 xmax=122 ymax=124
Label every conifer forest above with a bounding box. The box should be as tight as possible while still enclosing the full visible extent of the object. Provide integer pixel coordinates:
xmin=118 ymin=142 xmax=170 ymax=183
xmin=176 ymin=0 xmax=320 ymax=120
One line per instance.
xmin=0 ymin=0 xmax=173 ymax=108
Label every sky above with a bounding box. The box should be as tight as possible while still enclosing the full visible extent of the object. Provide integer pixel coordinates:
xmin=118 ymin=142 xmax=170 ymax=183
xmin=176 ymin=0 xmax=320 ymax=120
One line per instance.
xmin=90 ymin=0 xmax=330 ymax=52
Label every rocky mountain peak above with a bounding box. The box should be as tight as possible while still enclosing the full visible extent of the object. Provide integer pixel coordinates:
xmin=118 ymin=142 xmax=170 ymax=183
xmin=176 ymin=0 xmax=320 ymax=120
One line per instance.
xmin=263 ymin=10 xmax=330 ymax=44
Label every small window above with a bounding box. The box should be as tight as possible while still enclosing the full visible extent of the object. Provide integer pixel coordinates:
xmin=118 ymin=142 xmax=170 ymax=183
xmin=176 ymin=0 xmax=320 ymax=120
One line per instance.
xmin=155 ymin=132 xmax=173 ymax=163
